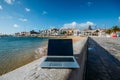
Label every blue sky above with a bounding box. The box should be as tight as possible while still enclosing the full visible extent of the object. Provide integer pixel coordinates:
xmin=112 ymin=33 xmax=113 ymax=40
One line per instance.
xmin=0 ymin=0 xmax=120 ymax=34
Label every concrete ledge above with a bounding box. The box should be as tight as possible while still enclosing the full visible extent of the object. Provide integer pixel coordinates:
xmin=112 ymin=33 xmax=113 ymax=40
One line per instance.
xmin=68 ymin=37 xmax=88 ymax=80
xmin=0 ymin=37 xmax=88 ymax=80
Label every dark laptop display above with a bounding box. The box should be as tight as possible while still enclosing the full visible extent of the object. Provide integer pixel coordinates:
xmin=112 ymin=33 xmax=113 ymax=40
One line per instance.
xmin=40 ymin=39 xmax=80 ymax=68
xmin=47 ymin=39 xmax=73 ymax=56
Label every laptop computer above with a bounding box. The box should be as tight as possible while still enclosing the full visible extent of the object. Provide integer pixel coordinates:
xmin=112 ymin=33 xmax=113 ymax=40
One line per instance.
xmin=40 ymin=39 xmax=80 ymax=68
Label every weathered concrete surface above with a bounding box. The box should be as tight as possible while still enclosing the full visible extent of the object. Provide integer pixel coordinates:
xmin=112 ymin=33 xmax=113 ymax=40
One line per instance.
xmin=86 ymin=37 xmax=120 ymax=80
xmin=67 ymin=37 xmax=88 ymax=80
xmin=0 ymin=37 xmax=88 ymax=80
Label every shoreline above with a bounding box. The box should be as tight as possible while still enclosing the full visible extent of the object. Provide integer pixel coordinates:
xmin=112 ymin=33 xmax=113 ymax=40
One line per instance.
xmin=0 ymin=36 xmax=85 ymax=76
xmin=0 ymin=37 xmax=48 ymax=76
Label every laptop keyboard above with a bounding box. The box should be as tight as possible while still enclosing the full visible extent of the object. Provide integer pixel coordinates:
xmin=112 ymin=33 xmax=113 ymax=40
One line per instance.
xmin=45 ymin=57 xmax=74 ymax=62
xmin=50 ymin=63 xmax=62 ymax=66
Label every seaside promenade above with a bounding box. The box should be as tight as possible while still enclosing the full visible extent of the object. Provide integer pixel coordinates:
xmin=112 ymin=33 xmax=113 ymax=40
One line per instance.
xmin=1 ymin=36 xmax=120 ymax=80
xmin=86 ymin=37 xmax=120 ymax=80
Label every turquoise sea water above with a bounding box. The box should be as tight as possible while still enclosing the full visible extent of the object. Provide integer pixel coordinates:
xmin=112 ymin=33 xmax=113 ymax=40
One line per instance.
xmin=0 ymin=36 xmax=48 ymax=75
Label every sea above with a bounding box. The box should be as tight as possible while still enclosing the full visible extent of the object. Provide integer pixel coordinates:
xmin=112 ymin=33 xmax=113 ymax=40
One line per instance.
xmin=0 ymin=36 xmax=48 ymax=75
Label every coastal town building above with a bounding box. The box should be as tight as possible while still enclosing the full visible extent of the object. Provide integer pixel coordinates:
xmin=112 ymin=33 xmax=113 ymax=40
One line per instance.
xmin=14 ymin=25 xmax=116 ymax=37
xmin=59 ymin=28 xmax=73 ymax=36
xmin=0 ymin=33 xmax=2 ymax=36
xmin=15 ymin=32 xmax=31 ymax=36
xmin=83 ymin=30 xmax=98 ymax=36
xmin=73 ymin=29 xmax=81 ymax=36
xmin=98 ymin=29 xmax=106 ymax=37
xmin=39 ymin=28 xmax=59 ymax=36
xmin=80 ymin=25 xmax=99 ymax=36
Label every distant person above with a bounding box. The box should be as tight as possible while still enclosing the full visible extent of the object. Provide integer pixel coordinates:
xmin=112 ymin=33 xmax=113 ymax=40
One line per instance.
xmin=77 ymin=31 xmax=79 ymax=36
xmin=111 ymin=33 xmax=117 ymax=38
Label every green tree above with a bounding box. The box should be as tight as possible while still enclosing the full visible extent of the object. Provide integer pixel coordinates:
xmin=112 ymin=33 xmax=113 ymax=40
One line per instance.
xmin=106 ymin=29 xmax=112 ymax=34
xmin=111 ymin=25 xmax=120 ymax=32
xmin=106 ymin=25 xmax=120 ymax=34
xmin=95 ymin=30 xmax=99 ymax=33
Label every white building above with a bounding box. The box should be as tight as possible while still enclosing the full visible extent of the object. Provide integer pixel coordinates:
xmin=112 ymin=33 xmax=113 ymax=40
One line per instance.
xmin=98 ymin=29 xmax=106 ymax=37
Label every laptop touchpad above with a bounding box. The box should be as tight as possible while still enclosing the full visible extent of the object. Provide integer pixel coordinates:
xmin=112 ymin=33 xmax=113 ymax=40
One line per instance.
xmin=50 ymin=63 xmax=62 ymax=66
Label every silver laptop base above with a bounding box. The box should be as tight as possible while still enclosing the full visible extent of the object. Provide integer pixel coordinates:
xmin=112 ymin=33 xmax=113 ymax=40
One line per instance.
xmin=40 ymin=56 xmax=80 ymax=68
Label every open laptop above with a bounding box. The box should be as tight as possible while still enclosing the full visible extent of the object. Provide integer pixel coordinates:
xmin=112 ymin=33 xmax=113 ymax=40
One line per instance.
xmin=40 ymin=39 xmax=80 ymax=68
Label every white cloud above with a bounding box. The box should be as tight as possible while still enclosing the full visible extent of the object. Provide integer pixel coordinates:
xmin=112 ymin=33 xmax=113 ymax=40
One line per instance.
xmin=4 ymin=0 xmax=15 ymax=4
xmin=61 ymin=21 xmax=95 ymax=30
xmin=62 ymin=22 xmax=77 ymax=29
xmin=0 ymin=5 xmax=3 ymax=10
xmin=25 ymin=8 xmax=30 ymax=12
xmin=80 ymin=21 xmax=95 ymax=27
xmin=87 ymin=1 xmax=93 ymax=7
xmin=42 ymin=11 xmax=47 ymax=15
xmin=13 ymin=24 xmax=19 ymax=28
xmin=19 ymin=18 xmax=28 ymax=22
xmin=118 ymin=16 xmax=120 ymax=22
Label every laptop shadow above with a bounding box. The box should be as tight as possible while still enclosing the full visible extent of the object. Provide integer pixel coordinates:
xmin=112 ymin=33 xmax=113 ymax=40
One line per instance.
xmin=66 ymin=40 xmax=88 ymax=80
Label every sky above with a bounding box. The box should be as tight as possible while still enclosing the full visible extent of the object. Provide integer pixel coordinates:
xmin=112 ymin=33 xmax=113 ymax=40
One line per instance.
xmin=0 ymin=0 xmax=120 ymax=34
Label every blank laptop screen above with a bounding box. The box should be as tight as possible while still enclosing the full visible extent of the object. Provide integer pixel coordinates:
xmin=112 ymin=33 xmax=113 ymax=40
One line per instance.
xmin=47 ymin=39 xmax=73 ymax=56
